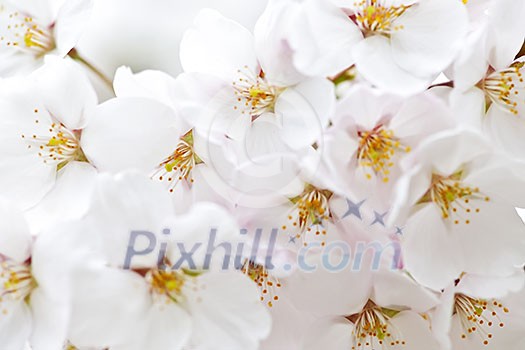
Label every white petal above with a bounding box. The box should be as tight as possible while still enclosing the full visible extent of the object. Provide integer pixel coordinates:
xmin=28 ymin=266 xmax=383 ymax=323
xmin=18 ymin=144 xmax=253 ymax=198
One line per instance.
xmin=372 ymin=270 xmax=439 ymax=313
xmin=29 ymin=289 xmax=69 ymax=350
xmin=169 ymin=72 xmax=230 ymax=137
xmin=452 ymin=27 xmax=489 ymax=92
xmin=4 ymin=0 xmax=58 ymax=24
xmin=276 ymin=78 xmax=335 ymax=149
xmin=391 ymin=0 xmax=468 ymax=77
xmin=68 ymin=268 xmax=151 ymax=348
xmin=81 ymin=97 xmax=180 ymax=174
xmin=133 ymin=303 xmax=191 ymax=350
xmin=113 ymin=66 xmax=177 ymax=109
xmin=389 ymin=311 xmax=440 ymax=350
xmin=82 ymin=172 xmax=175 ymax=268
xmin=33 ymin=55 xmax=97 ymax=130
xmin=403 ymin=204 xmax=464 ymax=291
xmin=180 ymin=9 xmax=258 ymax=81
xmin=449 ymin=87 xmax=485 ymax=129
xmin=302 ymin=316 xmax=353 ymax=350
xmin=464 ymin=153 xmax=525 ymax=208
xmin=484 ymin=106 xmax=525 ymax=161
xmin=166 ymin=202 xmax=240 ymax=270
xmin=185 ymin=271 xmax=271 ymax=350
xmin=411 ymin=128 xmax=491 ymax=176
xmin=0 ymin=197 xmax=31 ymax=262
xmin=333 ymin=85 xmax=401 ymax=130
xmin=254 ymin=0 xmax=305 ymax=85
xmin=431 ymin=285 xmax=456 ymax=350
xmin=457 ymin=273 xmax=525 ymax=300
xmin=354 ymin=35 xmax=433 ymax=96
xmin=389 ymin=91 xmax=455 ymax=143
xmin=0 ymin=301 xmax=32 ymax=350
xmin=487 ymin=0 xmax=525 ymax=70
xmin=285 ymin=252 xmax=373 ymax=317
xmin=287 ymin=0 xmax=362 ymax=77
xmin=54 ymin=0 xmax=94 ymax=56
xmin=454 ymin=201 xmax=525 ymax=277
xmin=25 ymin=161 xmax=97 ymax=235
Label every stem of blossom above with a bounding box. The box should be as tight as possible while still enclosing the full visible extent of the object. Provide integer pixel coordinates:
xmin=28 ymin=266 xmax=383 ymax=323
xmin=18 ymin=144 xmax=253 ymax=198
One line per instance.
xmin=67 ymin=48 xmax=114 ymax=91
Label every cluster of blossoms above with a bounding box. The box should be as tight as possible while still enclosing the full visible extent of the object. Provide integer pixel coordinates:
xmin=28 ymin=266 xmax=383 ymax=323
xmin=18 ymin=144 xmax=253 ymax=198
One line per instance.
xmin=1 ymin=0 xmax=525 ymax=349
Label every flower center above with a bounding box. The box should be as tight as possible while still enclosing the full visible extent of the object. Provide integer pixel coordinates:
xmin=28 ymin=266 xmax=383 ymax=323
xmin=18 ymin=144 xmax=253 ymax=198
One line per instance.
xmin=0 ymin=9 xmax=56 ymax=57
xmin=354 ymin=0 xmax=411 ymax=36
xmin=346 ymin=300 xmax=405 ymax=349
xmin=1 ymin=260 xmax=35 ymax=310
xmin=232 ymin=67 xmax=282 ymax=118
xmin=357 ymin=125 xmax=410 ymax=182
xmin=21 ymin=112 xmax=83 ymax=170
xmin=482 ymin=61 xmax=525 ymax=116
xmin=285 ymin=185 xmax=332 ymax=246
xmin=152 ymin=130 xmax=203 ymax=192
xmin=454 ymin=293 xmax=508 ymax=346
xmin=421 ymin=173 xmax=489 ymax=224
xmin=241 ymin=260 xmax=281 ymax=308
xmin=146 ymin=268 xmax=188 ymax=304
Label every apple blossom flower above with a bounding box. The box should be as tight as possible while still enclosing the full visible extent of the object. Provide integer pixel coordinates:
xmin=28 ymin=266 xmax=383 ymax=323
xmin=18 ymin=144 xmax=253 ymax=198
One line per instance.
xmin=286 ymin=0 xmax=468 ymax=95
xmin=390 ymin=128 xmax=525 ymax=290
xmin=0 ymin=0 xmax=93 ymax=76
xmin=324 ymin=85 xmax=455 ymax=211
xmin=285 ymin=250 xmax=440 ymax=350
xmin=179 ymin=8 xmax=335 ymax=151
xmin=432 ymin=271 xmax=525 ymax=349
xmin=0 ymin=197 xmax=77 ymax=350
xmin=0 ymin=55 xmax=97 ymax=215
xmin=49 ymin=172 xmax=271 ymax=350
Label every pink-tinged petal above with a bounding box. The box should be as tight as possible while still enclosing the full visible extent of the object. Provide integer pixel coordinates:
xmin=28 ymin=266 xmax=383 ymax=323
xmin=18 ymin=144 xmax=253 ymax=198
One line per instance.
xmin=288 ymin=0 xmax=362 ymax=77
xmin=254 ymin=0 xmax=305 ymax=86
xmin=180 ymin=9 xmax=258 ymax=81
xmin=389 ymin=91 xmax=455 ymax=144
xmin=333 ymin=85 xmax=402 ymax=130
